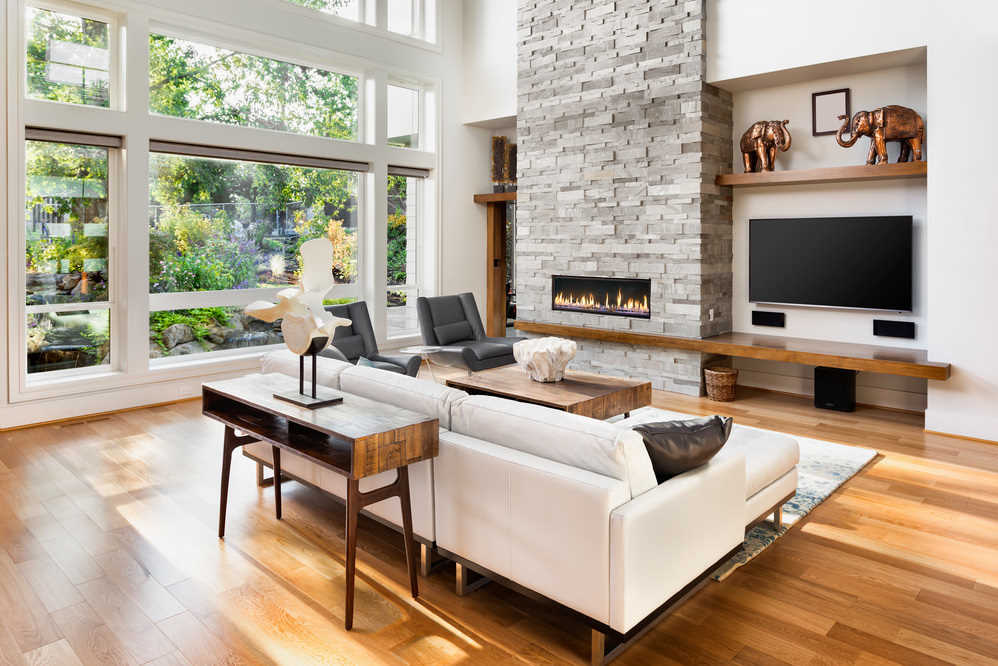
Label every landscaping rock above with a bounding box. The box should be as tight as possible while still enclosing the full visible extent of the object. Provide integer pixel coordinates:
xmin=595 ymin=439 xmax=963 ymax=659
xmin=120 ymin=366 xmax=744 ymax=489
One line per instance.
xmin=57 ymin=274 xmax=81 ymax=292
xmin=169 ymin=341 xmax=206 ymax=356
xmin=161 ymin=323 xmax=194 ymax=349
xmin=205 ymin=324 xmax=228 ymax=345
xmin=149 ymin=342 xmax=165 ymax=359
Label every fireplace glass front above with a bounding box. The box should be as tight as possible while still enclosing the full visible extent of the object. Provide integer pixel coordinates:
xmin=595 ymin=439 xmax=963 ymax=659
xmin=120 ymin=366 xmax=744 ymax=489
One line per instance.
xmin=551 ymin=275 xmax=651 ymax=319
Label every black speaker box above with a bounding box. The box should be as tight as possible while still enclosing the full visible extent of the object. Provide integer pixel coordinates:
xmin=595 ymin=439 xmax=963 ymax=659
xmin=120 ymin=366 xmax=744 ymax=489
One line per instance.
xmin=873 ymin=319 xmax=916 ymax=339
xmin=751 ymin=310 xmax=786 ymax=328
xmin=814 ymin=366 xmax=857 ymax=412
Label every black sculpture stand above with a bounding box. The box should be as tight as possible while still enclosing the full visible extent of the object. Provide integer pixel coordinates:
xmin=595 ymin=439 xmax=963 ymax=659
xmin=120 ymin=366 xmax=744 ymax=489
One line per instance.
xmin=272 ymin=337 xmax=344 ymax=409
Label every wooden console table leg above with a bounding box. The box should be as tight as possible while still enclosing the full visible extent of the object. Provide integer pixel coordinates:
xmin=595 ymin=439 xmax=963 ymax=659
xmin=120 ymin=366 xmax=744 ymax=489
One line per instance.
xmin=218 ymin=427 xmax=239 ymax=539
xmin=397 ymin=466 xmax=419 ymax=598
xmin=344 ymin=478 xmax=359 ymax=631
xmin=272 ymin=446 xmax=282 ymax=521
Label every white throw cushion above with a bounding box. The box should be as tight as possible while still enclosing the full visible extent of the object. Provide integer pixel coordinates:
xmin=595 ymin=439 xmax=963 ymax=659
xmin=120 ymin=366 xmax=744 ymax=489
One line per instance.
xmin=449 ymin=395 xmax=657 ymax=498
xmin=339 ymin=365 xmax=468 ymax=429
xmin=262 ymin=349 xmax=353 ymax=390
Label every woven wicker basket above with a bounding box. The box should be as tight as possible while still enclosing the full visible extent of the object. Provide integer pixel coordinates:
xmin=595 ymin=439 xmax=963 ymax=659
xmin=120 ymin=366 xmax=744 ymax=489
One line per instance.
xmin=704 ymin=366 xmax=738 ymax=402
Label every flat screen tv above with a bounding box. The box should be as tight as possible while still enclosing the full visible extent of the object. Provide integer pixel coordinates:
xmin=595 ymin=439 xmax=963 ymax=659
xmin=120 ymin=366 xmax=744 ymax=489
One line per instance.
xmin=749 ymin=216 xmax=912 ymax=312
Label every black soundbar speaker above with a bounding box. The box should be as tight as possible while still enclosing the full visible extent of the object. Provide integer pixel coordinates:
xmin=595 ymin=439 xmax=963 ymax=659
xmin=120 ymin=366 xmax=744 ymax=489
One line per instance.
xmin=814 ymin=366 xmax=857 ymax=412
xmin=873 ymin=319 xmax=916 ymax=339
xmin=751 ymin=310 xmax=786 ymax=328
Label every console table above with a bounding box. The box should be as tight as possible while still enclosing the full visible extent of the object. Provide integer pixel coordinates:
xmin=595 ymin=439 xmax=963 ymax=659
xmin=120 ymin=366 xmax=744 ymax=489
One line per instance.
xmin=202 ymin=373 xmax=438 ymax=630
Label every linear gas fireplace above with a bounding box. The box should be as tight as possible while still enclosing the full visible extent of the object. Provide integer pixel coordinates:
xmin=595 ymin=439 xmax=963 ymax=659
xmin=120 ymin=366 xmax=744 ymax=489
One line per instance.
xmin=552 ymin=275 xmax=651 ymax=319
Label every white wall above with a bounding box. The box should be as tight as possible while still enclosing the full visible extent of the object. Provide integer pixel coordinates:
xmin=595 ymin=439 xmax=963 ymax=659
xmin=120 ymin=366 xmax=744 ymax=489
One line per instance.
xmin=708 ymin=0 xmax=998 ymax=441
xmin=461 ymin=0 xmax=516 ymax=125
xmin=730 ymin=64 xmax=928 ymax=411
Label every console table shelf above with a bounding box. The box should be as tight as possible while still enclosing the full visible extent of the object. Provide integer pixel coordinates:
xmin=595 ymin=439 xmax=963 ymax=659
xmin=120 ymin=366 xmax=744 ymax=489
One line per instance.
xmin=513 ymin=321 xmax=950 ymax=381
xmin=716 ymin=161 xmax=927 ymax=187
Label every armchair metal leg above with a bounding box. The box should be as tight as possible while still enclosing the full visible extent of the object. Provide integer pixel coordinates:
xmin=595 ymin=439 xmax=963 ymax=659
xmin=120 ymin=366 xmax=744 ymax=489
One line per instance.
xmin=455 ymin=562 xmax=490 ymax=596
xmin=419 ymin=543 xmax=432 ymax=577
xmin=773 ymin=504 xmax=783 ymax=528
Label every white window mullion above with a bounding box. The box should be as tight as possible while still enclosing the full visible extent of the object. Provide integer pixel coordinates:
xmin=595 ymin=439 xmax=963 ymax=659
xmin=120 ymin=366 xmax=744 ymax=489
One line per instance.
xmin=123 ymin=9 xmax=150 ymax=376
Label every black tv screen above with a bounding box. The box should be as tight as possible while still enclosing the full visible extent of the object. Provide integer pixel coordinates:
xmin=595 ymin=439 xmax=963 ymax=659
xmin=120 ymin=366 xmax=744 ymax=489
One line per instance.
xmin=749 ymin=216 xmax=912 ymax=311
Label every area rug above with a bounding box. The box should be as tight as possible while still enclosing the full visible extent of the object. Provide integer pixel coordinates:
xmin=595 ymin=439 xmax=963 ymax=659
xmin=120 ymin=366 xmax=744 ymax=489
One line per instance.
xmin=613 ymin=407 xmax=878 ymax=581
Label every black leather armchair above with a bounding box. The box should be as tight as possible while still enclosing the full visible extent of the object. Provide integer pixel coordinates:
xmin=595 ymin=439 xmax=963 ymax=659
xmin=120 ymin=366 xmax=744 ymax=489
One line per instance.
xmin=319 ymin=301 xmax=421 ymax=376
xmin=416 ymin=293 xmax=525 ymax=371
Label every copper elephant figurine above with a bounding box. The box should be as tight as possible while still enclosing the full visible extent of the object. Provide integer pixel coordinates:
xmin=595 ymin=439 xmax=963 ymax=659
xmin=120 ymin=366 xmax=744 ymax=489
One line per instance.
xmin=835 ymin=105 xmax=924 ymax=165
xmin=740 ymin=120 xmax=791 ymax=172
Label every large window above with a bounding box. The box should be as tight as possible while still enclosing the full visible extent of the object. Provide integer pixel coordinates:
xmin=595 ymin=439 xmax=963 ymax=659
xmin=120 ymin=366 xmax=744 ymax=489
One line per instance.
xmin=12 ymin=0 xmax=437 ymax=396
xmin=25 ymin=6 xmax=111 ymax=107
xmin=149 ymin=34 xmax=359 ymax=140
xmin=25 ymin=137 xmax=114 ymax=374
xmin=148 ymin=149 xmax=362 ymax=359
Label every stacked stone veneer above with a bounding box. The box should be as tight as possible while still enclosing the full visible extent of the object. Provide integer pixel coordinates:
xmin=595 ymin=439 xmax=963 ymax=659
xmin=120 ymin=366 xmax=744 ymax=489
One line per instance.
xmin=515 ymin=0 xmax=733 ymax=395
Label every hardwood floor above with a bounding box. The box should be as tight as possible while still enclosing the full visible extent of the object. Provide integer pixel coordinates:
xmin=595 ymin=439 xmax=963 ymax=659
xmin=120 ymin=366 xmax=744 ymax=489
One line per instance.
xmin=0 ymin=378 xmax=996 ymax=665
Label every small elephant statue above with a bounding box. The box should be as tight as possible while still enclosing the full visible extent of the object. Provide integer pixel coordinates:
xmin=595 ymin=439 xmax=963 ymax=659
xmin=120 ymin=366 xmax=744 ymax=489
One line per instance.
xmin=740 ymin=120 xmax=791 ymax=172
xmin=835 ymin=105 xmax=924 ymax=165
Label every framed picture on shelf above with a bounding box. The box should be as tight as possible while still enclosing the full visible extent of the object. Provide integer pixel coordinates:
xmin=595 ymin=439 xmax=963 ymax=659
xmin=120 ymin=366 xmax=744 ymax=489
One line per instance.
xmin=812 ymin=88 xmax=850 ymax=136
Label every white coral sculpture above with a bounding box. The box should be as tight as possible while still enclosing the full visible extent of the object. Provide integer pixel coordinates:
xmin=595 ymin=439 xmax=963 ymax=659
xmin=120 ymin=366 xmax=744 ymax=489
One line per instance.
xmin=244 ymin=238 xmax=352 ymax=355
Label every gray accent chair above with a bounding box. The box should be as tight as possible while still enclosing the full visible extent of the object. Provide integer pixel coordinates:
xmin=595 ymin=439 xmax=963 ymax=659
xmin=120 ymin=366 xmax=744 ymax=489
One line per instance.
xmin=416 ymin=293 xmax=525 ymax=371
xmin=320 ymin=301 xmax=421 ymax=376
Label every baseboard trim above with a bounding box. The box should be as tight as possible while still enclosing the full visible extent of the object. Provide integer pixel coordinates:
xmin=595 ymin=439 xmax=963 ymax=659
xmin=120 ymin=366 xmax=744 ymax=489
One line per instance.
xmin=0 ymin=397 xmax=199 ymax=432
xmin=924 ymin=429 xmax=998 ymax=446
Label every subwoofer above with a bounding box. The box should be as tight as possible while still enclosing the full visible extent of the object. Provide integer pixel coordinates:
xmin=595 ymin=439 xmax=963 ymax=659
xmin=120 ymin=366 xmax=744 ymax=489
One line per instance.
xmin=814 ymin=366 xmax=857 ymax=412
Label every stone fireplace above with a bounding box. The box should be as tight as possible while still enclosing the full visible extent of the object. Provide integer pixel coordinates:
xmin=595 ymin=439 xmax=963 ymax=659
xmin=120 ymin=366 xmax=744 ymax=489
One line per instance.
xmin=552 ymin=276 xmax=651 ymax=319
xmin=515 ymin=0 xmax=733 ymax=395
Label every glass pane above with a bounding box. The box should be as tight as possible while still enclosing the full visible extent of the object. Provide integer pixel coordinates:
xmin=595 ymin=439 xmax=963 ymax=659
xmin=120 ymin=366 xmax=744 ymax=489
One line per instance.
xmin=284 ymin=0 xmax=363 ymax=21
xmin=25 ymin=141 xmax=109 ymax=306
xmin=150 ymin=307 xmax=281 ymax=359
xmin=28 ymin=309 xmax=110 ymax=374
xmin=387 ymin=175 xmax=418 ymax=338
xmin=149 ymin=34 xmax=358 ymax=141
xmin=387 ymin=84 xmax=419 ymax=148
xmin=26 ymin=7 xmax=110 ymax=108
xmin=149 ymin=153 xmax=359 ymax=293
xmin=387 ymin=0 xmax=414 ymax=36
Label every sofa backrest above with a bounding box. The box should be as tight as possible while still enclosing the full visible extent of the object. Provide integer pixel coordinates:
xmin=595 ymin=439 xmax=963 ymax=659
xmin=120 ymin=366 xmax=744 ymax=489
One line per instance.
xmin=339 ymin=365 xmax=468 ymax=429
xmin=262 ymin=349 xmax=352 ymax=389
xmin=449 ymin=395 xmax=656 ymax=499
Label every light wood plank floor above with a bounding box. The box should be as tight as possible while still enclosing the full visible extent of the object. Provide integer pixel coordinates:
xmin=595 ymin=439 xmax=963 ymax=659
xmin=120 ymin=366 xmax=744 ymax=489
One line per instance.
xmin=1 ymin=378 xmax=996 ymax=665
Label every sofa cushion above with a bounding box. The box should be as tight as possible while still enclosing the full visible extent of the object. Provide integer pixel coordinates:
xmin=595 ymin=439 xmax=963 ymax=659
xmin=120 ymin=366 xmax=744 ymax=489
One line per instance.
xmin=718 ymin=427 xmax=800 ymax=499
xmin=449 ymin=395 xmax=656 ymax=499
xmin=434 ymin=320 xmax=474 ymax=345
xmin=262 ymin=349 xmax=352 ymax=390
xmin=633 ymin=416 xmax=733 ymax=483
xmin=463 ymin=341 xmax=513 ymax=361
xmin=339 ymin=365 xmax=468 ymax=429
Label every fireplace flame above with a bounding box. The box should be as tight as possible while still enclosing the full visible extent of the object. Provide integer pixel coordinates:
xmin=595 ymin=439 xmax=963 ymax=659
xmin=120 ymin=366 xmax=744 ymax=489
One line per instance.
xmin=553 ymin=289 xmax=650 ymax=316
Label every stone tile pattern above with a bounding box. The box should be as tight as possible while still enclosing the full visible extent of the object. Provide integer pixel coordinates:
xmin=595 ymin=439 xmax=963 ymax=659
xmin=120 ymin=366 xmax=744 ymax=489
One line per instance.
xmin=515 ymin=0 xmax=733 ymax=395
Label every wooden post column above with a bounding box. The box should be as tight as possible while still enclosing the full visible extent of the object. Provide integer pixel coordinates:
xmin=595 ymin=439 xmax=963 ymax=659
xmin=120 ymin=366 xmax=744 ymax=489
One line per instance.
xmin=474 ymin=192 xmax=516 ymax=338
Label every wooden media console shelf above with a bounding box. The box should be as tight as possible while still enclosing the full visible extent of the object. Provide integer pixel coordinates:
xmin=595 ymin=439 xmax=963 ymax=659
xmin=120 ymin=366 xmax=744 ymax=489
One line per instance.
xmin=513 ymin=321 xmax=950 ymax=381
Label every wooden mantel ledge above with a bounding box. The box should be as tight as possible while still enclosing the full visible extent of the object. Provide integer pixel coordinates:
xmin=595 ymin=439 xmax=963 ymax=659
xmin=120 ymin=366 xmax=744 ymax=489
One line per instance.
xmin=473 ymin=191 xmax=517 ymax=203
xmin=514 ymin=320 xmax=950 ymax=381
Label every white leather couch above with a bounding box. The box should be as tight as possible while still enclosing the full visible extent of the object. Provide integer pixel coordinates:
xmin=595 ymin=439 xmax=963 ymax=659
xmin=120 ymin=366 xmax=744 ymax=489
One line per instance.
xmin=241 ymin=350 xmax=799 ymax=655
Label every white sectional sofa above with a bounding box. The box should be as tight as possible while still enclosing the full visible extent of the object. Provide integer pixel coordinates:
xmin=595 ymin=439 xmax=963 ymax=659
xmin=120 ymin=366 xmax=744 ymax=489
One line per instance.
xmin=241 ymin=350 xmax=799 ymax=664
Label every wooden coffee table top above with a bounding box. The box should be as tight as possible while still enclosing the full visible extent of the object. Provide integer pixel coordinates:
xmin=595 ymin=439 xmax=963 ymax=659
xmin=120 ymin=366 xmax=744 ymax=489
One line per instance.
xmin=446 ymin=365 xmax=651 ymax=419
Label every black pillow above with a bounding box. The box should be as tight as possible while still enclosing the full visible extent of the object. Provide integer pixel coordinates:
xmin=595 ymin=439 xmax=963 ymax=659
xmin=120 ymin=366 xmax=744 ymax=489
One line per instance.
xmin=633 ymin=416 xmax=733 ymax=483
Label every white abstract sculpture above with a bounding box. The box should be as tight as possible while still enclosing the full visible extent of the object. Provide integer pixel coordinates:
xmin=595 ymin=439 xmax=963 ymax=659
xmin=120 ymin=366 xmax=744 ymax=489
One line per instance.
xmin=244 ymin=238 xmax=351 ymax=355
xmin=513 ymin=337 xmax=577 ymax=382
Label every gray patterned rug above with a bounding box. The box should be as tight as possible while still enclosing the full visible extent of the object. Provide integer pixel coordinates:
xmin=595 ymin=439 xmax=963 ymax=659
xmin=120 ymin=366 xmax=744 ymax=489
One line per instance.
xmin=615 ymin=407 xmax=878 ymax=581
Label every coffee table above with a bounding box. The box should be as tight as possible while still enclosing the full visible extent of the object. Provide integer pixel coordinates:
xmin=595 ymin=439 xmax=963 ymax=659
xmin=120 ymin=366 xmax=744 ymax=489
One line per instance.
xmin=445 ymin=365 xmax=652 ymax=420
xmin=202 ymin=373 xmax=439 ymax=630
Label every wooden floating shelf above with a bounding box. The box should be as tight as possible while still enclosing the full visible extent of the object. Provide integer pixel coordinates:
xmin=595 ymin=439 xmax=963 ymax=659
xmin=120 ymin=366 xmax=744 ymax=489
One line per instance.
xmin=473 ymin=191 xmax=517 ymax=203
xmin=716 ymin=161 xmax=927 ymax=187
xmin=514 ymin=320 xmax=950 ymax=381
